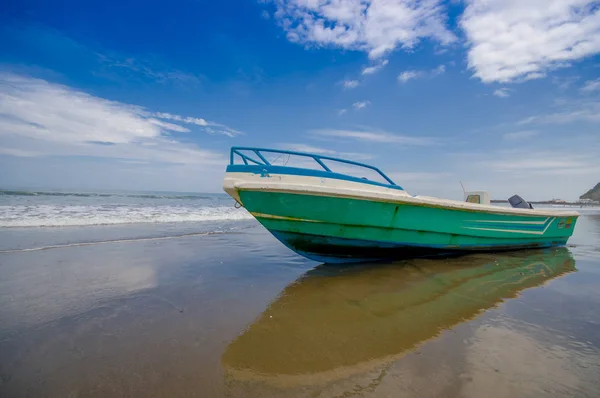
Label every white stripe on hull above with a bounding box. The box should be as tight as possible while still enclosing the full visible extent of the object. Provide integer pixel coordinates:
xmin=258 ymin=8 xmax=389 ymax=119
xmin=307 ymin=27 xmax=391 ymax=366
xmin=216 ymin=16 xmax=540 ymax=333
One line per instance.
xmin=224 ymin=172 xmax=580 ymax=218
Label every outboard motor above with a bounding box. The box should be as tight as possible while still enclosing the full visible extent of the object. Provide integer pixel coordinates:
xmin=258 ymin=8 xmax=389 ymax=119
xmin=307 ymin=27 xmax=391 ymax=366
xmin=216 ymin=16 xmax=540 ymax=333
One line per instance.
xmin=508 ymin=194 xmax=533 ymax=209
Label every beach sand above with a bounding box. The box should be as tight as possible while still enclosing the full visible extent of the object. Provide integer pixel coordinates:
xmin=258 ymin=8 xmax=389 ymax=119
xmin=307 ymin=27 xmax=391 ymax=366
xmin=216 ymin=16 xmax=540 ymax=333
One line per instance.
xmin=1 ymin=212 xmax=600 ymax=397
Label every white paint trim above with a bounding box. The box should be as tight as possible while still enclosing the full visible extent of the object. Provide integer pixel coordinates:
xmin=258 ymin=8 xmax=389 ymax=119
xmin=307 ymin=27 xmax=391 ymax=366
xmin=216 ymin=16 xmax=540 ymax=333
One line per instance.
xmin=464 ymin=217 xmax=555 ymax=235
xmin=469 ymin=218 xmax=551 ymax=225
xmin=224 ymin=172 xmax=580 ymax=218
xmin=464 ymin=227 xmax=544 ymax=235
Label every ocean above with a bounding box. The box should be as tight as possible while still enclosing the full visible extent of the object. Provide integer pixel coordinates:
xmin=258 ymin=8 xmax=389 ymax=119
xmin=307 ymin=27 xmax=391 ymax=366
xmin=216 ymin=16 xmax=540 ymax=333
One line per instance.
xmin=1 ymin=189 xmax=599 ymax=397
xmin=0 ymin=189 xmax=252 ymax=228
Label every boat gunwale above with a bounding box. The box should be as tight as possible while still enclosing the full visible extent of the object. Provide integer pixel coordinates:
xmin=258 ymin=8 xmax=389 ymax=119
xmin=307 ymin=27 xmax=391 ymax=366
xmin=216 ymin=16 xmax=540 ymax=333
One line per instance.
xmin=225 ymin=172 xmax=580 ymax=218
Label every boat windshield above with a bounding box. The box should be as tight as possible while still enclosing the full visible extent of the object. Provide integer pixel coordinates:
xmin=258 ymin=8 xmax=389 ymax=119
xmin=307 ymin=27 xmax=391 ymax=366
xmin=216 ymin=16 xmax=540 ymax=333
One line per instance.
xmin=229 ymin=147 xmax=399 ymax=187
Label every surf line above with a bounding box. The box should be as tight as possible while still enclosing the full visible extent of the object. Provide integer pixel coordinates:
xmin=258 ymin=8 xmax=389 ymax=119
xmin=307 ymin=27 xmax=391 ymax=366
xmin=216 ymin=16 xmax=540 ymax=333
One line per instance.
xmin=0 ymin=231 xmax=240 ymax=254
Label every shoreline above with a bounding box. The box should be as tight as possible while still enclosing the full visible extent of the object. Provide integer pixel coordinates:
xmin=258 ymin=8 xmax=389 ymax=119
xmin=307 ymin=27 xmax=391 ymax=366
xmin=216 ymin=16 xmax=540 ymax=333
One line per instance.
xmin=491 ymin=200 xmax=600 ymax=206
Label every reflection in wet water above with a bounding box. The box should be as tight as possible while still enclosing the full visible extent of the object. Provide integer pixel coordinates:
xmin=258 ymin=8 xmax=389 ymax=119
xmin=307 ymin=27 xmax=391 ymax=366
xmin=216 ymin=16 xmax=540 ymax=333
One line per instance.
xmin=2 ymin=212 xmax=600 ymax=397
xmin=223 ymin=248 xmax=576 ymax=387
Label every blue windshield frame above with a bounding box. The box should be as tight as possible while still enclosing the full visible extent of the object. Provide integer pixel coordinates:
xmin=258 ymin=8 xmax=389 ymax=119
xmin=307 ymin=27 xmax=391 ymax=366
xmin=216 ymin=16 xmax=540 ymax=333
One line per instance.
xmin=227 ymin=147 xmax=403 ymax=190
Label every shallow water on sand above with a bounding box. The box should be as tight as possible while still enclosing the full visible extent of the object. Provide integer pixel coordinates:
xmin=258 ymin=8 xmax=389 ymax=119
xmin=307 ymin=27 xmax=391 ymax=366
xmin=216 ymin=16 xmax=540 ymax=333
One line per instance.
xmin=1 ymin=208 xmax=599 ymax=397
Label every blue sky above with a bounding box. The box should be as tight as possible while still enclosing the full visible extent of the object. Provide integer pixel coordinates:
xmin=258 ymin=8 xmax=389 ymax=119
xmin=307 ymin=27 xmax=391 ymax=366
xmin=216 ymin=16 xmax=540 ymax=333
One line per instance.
xmin=1 ymin=0 xmax=599 ymax=200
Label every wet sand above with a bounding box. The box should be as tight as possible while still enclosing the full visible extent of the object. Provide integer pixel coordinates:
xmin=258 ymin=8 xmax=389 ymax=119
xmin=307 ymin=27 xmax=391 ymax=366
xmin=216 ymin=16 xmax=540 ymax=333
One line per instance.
xmin=1 ymin=211 xmax=600 ymax=397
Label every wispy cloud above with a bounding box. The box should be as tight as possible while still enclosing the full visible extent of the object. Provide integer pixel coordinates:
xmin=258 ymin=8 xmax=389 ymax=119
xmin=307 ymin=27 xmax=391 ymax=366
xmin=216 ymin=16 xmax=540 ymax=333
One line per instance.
xmin=311 ymin=129 xmax=433 ymax=145
xmin=398 ymin=70 xmax=422 ymax=83
xmin=153 ymin=112 xmax=208 ymax=126
xmin=352 ymin=100 xmax=370 ymax=110
xmin=278 ymin=143 xmax=372 ymax=160
xmin=97 ymin=54 xmax=202 ymax=85
xmin=431 ymin=64 xmax=446 ymax=76
xmin=279 ymin=143 xmax=337 ymax=155
xmin=361 ymin=59 xmax=389 ymax=75
xmin=270 ymin=0 xmax=456 ymax=59
xmin=455 ymin=146 xmax=600 ymax=176
xmin=147 ymin=119 xmax=191 ymax=133
xmin=152 ymin=112 xmax=241 ymax=137
xmin=342 ymin=79 xmax=359 ymax=89
xmin=389 ymin=171 xmax=453 ymax=182
xmin=6 ymin=25 xmax=201 ymax=87
xmin=338 ymin=109 xmax=347 ymax=116
xmin=461 ymin=0 xmax=600 ymax=83
xmin=552 ymin=76 xmax=580 ymax=90
xmin=503 ymin=130 xmax=539 ymax=140
xmin=397 ymin=65 xmax=445 ymax=83
xmin=387 ymin=171 xmax=457 ymax=197
xmin=448 ymin=145 xmax=600 ymax=200
xmin=518 ymin=101 xmax=600 ymax=124
xmin=0 ymin=148 xmax=39 ymax=157
xmin=493 ymin=88 xmax=511 ymax=98
xmin=481 ymin=153 xmax=593 ymax=174
xmin=0 ymin=73 xmax=234 ymax=164
xmin=581 ymin=78 xmax=600 ymax=93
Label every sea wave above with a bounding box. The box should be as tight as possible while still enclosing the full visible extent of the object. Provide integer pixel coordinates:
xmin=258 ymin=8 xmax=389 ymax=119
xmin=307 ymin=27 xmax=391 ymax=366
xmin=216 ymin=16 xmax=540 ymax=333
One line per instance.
xmin=0 ymin=204 xmax=253 ymax=227
xmin=0 ymin=189 xmax=221 ymax=200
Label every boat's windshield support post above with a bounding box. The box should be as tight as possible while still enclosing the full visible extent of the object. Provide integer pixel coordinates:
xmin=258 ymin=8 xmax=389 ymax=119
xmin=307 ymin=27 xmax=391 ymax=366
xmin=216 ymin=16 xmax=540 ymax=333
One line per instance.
xmin=244 ymin=156 xmax=262 ymax=165
xmin=253 ymin=150 xmax=271 ymax=166
xmin=314 ymin=157 xmax=332 ymax=172
xmin=232 ymin=149 xmax=263 ymax=166
xmin=379 ymin=173 xmax=395 ymax=186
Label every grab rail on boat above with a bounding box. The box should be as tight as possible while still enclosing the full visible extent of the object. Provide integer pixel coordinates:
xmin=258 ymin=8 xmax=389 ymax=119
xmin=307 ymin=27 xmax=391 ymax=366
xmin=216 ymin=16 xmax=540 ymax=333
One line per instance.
xmin=229 ymin=146 xmax=398 ymax=187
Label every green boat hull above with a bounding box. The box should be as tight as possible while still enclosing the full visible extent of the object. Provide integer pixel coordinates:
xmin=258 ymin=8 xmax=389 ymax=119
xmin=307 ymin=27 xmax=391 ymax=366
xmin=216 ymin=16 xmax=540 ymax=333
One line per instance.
xmin=238 ymin=190 xmax=578 ymax=263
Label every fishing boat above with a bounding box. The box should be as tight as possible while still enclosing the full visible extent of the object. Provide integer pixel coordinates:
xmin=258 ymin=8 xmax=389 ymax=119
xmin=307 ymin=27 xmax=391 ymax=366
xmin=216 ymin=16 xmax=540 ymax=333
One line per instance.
xmin=223 ymin=147 xmax=579 ymax=263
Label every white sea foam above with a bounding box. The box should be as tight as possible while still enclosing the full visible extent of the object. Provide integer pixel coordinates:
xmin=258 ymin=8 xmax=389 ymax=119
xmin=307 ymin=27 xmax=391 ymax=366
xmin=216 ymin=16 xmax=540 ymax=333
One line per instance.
xmin=0 ymin=204 xmax=253 ymax=227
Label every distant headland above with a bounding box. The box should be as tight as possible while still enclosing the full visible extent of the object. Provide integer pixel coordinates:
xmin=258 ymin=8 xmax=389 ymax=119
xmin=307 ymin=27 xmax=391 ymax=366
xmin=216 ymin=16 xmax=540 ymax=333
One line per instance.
xmin=580 ymin=182 xmax=600 ymax=203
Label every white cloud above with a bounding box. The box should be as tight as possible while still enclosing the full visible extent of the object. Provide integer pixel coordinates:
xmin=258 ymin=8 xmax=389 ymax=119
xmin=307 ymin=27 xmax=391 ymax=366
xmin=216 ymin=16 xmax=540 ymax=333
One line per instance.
xmin=493 ymin=88 xmax=511 ymax=98
xmin=461 ymin=0 xmax=600 ymax=83
xmin=147 ymin=118 xmax=191 ymax=133
xmin=462 ymin=148 xmax=599 ymax=175
xmin=352 ymin=100 xmax=370 ymax=110
xmin=397 ymin=65 xmax=444 ymax=83
xmin=97 ymin=53 xmax=201 ymax=85
xmin=519 ymin=100 xmax=600 ymax=124
xmin=271 ymin=0 xmax=456 ymax=59
xmin=342 ymin=79 xmax=359 ymax=89
xmin=387 ymin=171 xmax=456 ymax=196
xmin=151 ymin=111 xmax=241 ymax=137
xmin=503 ymin=130 xmax=539 ymax=140
xmin=0 ymin=73 xmax=233 ymax=165
xmin=451 ymin=147 xmax=600 ymax=200
xmin=552 ymin=76 xmax=580 ymax=90
xmin=361 ymin=59 xmax=389 ymax=75
xmin=431 ymin=64 xmax=446 ymax=76
xmin=278 ymin=143 xmax=372 ymax=160
xmin=338 ymin=108 xmax=347 ymax=115
xmin=389 ymin=171 xmax=453 ymax=182
xmin=312 ymin=129 xmax=432 ymax=145
xmin=279 ymin=143 xmax=337 ymax=155
xmin=398 ymin=70 xmax=422 ymax=83
xmin=480 ymin=152 xmax=593 ymax=174
xmin=581 ymin=78 xmax=600 ymax=92
xmin=153 ymin=112 xmax=208 ymax=126
xmin=0 ymin=148 xmax=38 ymax=157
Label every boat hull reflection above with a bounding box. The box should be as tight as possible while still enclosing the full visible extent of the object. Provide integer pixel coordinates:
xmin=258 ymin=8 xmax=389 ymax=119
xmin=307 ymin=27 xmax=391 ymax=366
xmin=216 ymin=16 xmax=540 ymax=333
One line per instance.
xmin=222 ymin=248 xmax=576 ymax=386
